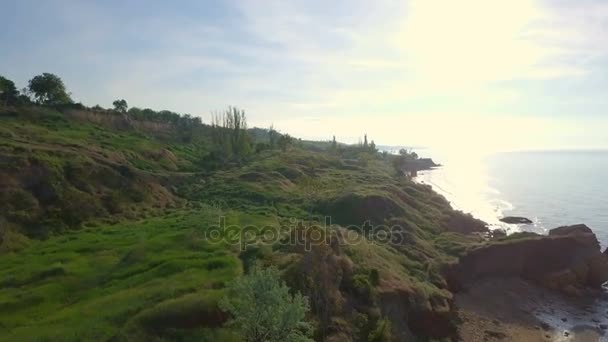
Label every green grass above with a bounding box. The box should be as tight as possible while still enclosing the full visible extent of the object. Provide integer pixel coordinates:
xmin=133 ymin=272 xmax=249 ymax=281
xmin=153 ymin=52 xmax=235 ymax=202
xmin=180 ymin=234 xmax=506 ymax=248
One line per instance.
xmin=0 ymin=107 xmax=213 ymax=238
xmin=0 ymin=106 xmax=493 ymax=341
xmin=0 ymin=107 xmax=210 ymax=173
xmin=0 ymin=209 xmax=248 ymax=341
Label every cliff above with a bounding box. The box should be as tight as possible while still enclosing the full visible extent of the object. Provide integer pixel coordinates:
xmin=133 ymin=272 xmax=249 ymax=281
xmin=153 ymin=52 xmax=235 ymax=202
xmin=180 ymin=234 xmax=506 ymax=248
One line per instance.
xmin=2 ymin=105 xmax=606 ymax=341
xmin=446 ymin=224 xmax=608 ymax=296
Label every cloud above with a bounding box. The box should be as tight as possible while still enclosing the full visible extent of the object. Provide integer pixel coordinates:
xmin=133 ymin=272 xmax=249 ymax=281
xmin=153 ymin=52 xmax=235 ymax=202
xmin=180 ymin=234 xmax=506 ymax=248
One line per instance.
xmin=2 ymin=0 xmax=606 ymax=150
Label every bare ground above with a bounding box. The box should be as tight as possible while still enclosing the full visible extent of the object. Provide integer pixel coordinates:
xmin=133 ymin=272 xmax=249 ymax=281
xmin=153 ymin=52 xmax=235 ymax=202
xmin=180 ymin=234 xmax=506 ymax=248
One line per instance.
xmin=455 ymin=278 xmax=608 ymax=342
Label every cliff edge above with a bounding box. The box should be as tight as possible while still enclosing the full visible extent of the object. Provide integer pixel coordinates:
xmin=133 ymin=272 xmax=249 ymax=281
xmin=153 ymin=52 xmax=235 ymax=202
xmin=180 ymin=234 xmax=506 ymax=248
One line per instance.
xmin=447 ymin=224 xmax=608 ymax=296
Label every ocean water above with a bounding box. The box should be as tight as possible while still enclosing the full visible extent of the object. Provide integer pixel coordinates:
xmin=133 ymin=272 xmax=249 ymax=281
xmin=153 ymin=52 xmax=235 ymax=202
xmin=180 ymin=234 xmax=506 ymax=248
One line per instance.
xmin=415 ymin=149 xmax=608 ymax=247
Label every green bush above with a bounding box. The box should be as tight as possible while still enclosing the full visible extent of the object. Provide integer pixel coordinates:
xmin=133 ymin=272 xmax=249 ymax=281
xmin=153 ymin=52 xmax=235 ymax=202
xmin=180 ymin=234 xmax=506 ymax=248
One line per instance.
xmin=368 ymin=318 xmax=391 ymax=342
xmin=220 ymin=266 xmax=313 ymax=342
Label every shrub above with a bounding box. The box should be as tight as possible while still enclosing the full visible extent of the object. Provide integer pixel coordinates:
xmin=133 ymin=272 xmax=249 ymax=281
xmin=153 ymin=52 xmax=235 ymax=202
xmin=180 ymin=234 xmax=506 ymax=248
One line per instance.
xmin=368 ymin=318 xmax=391 ymax=342
xmin=219 ymin=266 xmax=313 ymax=342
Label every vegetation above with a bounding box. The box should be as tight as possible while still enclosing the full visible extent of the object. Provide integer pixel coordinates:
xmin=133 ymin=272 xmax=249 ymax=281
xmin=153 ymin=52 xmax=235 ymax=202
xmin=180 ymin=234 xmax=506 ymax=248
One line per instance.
xmin=220 ymin=266 xmax=313 ymax=342
xmin=0 ymin=73 xmax=488 ymax=341
xmin=28 ymin=73 xmax=73 ymax=105
xmin=210 ymin=107 xmax=253 ymax=162
xmin=113 ymin=99 xmax=128 ymax=113
xmin=0 ymin=76 xmax=19 ymax=107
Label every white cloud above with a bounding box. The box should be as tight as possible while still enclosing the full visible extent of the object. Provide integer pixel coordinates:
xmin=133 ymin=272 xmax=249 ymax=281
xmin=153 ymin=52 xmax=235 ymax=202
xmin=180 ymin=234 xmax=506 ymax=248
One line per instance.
xmin=5 ymin=0 xmax=605 ymax=150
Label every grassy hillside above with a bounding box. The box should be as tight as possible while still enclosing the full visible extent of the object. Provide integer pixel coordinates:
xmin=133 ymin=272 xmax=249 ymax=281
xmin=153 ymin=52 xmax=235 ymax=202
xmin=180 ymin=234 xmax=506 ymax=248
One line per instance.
xmin=0 ymin=105 xmax=487 ymax=341
xmin=0 ymin=106 xmax=209 ymax=241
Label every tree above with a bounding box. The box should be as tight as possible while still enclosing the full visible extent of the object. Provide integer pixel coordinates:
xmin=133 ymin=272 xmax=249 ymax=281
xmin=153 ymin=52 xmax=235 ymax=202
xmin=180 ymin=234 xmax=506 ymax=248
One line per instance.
xmin=28 ymin=73 xmax=72 ymax=105
xmin=268 ymin=124 xmax=278 ymax=149
xmin=19 ymin=87 xmax=32 ymax=104
xmin=112 ymin=99 xmax=128 ymax=113
xmin=331 ymin=135 xmax=337 ymax=150
xmin=278 ymin=133 xmax=293 ymax=152
xmin=210 ymin=106 xmax=253 ymax=160
xmin=370 ymin=140 xmax=377 ymax=152
xmin=363 ymin=134 xmax=368 ymax=148
xmin=220 ymin=266 xmax=313 ymax=342
xmin=0 ymin=76 xmax=19 ymax=107
xmin=0 ymin=76 xmax=18 ymax=105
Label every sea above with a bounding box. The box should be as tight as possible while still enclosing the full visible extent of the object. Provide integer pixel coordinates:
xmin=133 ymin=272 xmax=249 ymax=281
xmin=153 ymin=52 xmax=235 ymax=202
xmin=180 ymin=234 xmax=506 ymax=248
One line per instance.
xmin=414 ymin=149 xmax=608 ymax=248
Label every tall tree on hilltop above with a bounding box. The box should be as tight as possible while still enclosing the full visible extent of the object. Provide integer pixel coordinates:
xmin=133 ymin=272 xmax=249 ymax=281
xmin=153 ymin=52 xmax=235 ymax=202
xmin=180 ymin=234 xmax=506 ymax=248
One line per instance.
xmin=112 ymin=99 xmax=128 ymax=113
xmin=28 ymin=73 xmax=72 ymax=105
xmin=211 ymin=106 xmax=252 ymax=160
xmin=0 ymin=76 xmax=19 ymax=107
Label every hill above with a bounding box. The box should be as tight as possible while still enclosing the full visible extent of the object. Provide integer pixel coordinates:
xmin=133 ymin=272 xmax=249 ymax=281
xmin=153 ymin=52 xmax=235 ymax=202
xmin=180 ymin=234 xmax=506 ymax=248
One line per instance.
xmin=0 ymin=104 xmax=491 ymax=341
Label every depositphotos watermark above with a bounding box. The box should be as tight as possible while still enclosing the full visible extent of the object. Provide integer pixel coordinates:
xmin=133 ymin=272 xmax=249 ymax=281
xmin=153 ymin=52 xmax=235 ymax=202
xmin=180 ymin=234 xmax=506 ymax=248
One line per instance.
xmin=204 ymin=216 xmax=407 ymax=251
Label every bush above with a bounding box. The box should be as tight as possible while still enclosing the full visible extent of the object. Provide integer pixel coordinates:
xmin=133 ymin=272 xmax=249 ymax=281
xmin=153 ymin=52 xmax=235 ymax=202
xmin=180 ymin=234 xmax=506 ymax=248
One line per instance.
xmin=368 ymin=318 xmax=391 ymax=342
xmin=352 ymin=273 xmax=374 ymax=301
xmin=219 ymin=266 xmax=313 ymax=342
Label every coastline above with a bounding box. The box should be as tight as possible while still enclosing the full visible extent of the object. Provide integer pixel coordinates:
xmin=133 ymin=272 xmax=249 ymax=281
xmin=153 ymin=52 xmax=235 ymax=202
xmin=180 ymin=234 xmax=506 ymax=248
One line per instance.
xmin=414 ymin=165 xmax=522 ymax=233
xmin=457 ymin=278 xmax=607 ymax=342
xmin=416 ymin=161 xmax=608 ymax=341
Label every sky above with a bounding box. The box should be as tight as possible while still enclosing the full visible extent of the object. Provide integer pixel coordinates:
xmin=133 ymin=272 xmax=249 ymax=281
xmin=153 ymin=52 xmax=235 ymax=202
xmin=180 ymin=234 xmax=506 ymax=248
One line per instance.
xmin=2 ymin=0 xmax=607 ymax=152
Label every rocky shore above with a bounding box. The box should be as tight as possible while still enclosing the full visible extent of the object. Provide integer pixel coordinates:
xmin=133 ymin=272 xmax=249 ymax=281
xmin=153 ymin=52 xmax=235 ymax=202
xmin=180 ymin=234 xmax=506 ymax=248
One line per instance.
xmin=448 ymin=224 xmax=608 ymax=341
xmin=456 ymin=278 xmax=608 ymax=342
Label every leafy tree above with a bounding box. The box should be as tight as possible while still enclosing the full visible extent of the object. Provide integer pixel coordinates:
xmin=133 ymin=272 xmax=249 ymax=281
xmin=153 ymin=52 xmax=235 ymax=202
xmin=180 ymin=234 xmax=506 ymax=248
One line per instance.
xmin=19 ymin=87 xmax=33 ymax=104
xmin=363 ymin=134 xmax=369 ymax=148
xmin=28 ymin=73 xmax=72 ymax=105
xmin=0 ymin=75 xmax=19 ymax=107
xmin=331 ymin=135 xmax=337 ymax=150
xmin=211 ymin=106 xmax=252 ymax=160
xmin=393 ymin=149 xmax=419 ymax=177
xmin=220 ymin=266 xmax=313 ymax=342
xmin=398 ymin=148 xmax=418 ymax=158
xmin=112 ymin=99 xmax=128 ymax=113
xmin=278 ymin=133 xmax=293 ymax=152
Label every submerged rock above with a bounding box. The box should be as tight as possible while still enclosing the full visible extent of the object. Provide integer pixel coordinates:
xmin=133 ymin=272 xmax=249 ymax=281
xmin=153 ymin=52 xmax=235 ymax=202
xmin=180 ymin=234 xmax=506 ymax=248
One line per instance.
xmin=499 ymin=216 xmax=533 ymax=224
xmin=446 ymin=224 xmax=608 ymax=294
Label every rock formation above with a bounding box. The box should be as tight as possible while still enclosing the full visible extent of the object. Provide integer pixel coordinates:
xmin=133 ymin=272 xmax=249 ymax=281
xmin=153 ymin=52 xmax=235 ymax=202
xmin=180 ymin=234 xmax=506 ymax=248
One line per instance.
xmin=446 ymin=224 xmax=608 ymax=295
xmin=499 ymin=216 xmax=533 ymax=224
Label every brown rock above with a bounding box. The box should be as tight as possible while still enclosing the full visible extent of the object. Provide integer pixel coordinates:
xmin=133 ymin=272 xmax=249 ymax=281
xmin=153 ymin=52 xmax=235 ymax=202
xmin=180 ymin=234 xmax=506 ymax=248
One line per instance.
xmin=446 ymin=224 xmax=608 ymax=294
xmin=549 ymin=224 xmax=594 ymax=237
xmin=587 ymin=254 xmax=608 ymax=287
xmin=562 ymin=285 xmax=583 ymax=297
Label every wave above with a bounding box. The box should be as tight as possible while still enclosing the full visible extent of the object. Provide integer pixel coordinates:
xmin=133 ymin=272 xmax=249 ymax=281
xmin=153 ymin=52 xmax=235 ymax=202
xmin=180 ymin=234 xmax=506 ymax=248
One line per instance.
xmin=416 ymin=166 xmax=522 ymax=233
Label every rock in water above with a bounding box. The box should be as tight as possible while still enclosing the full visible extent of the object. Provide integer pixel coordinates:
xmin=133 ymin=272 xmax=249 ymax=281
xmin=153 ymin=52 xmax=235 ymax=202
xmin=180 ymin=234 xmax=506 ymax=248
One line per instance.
xmin=499 ymin=216 xmax=533 ymax=224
